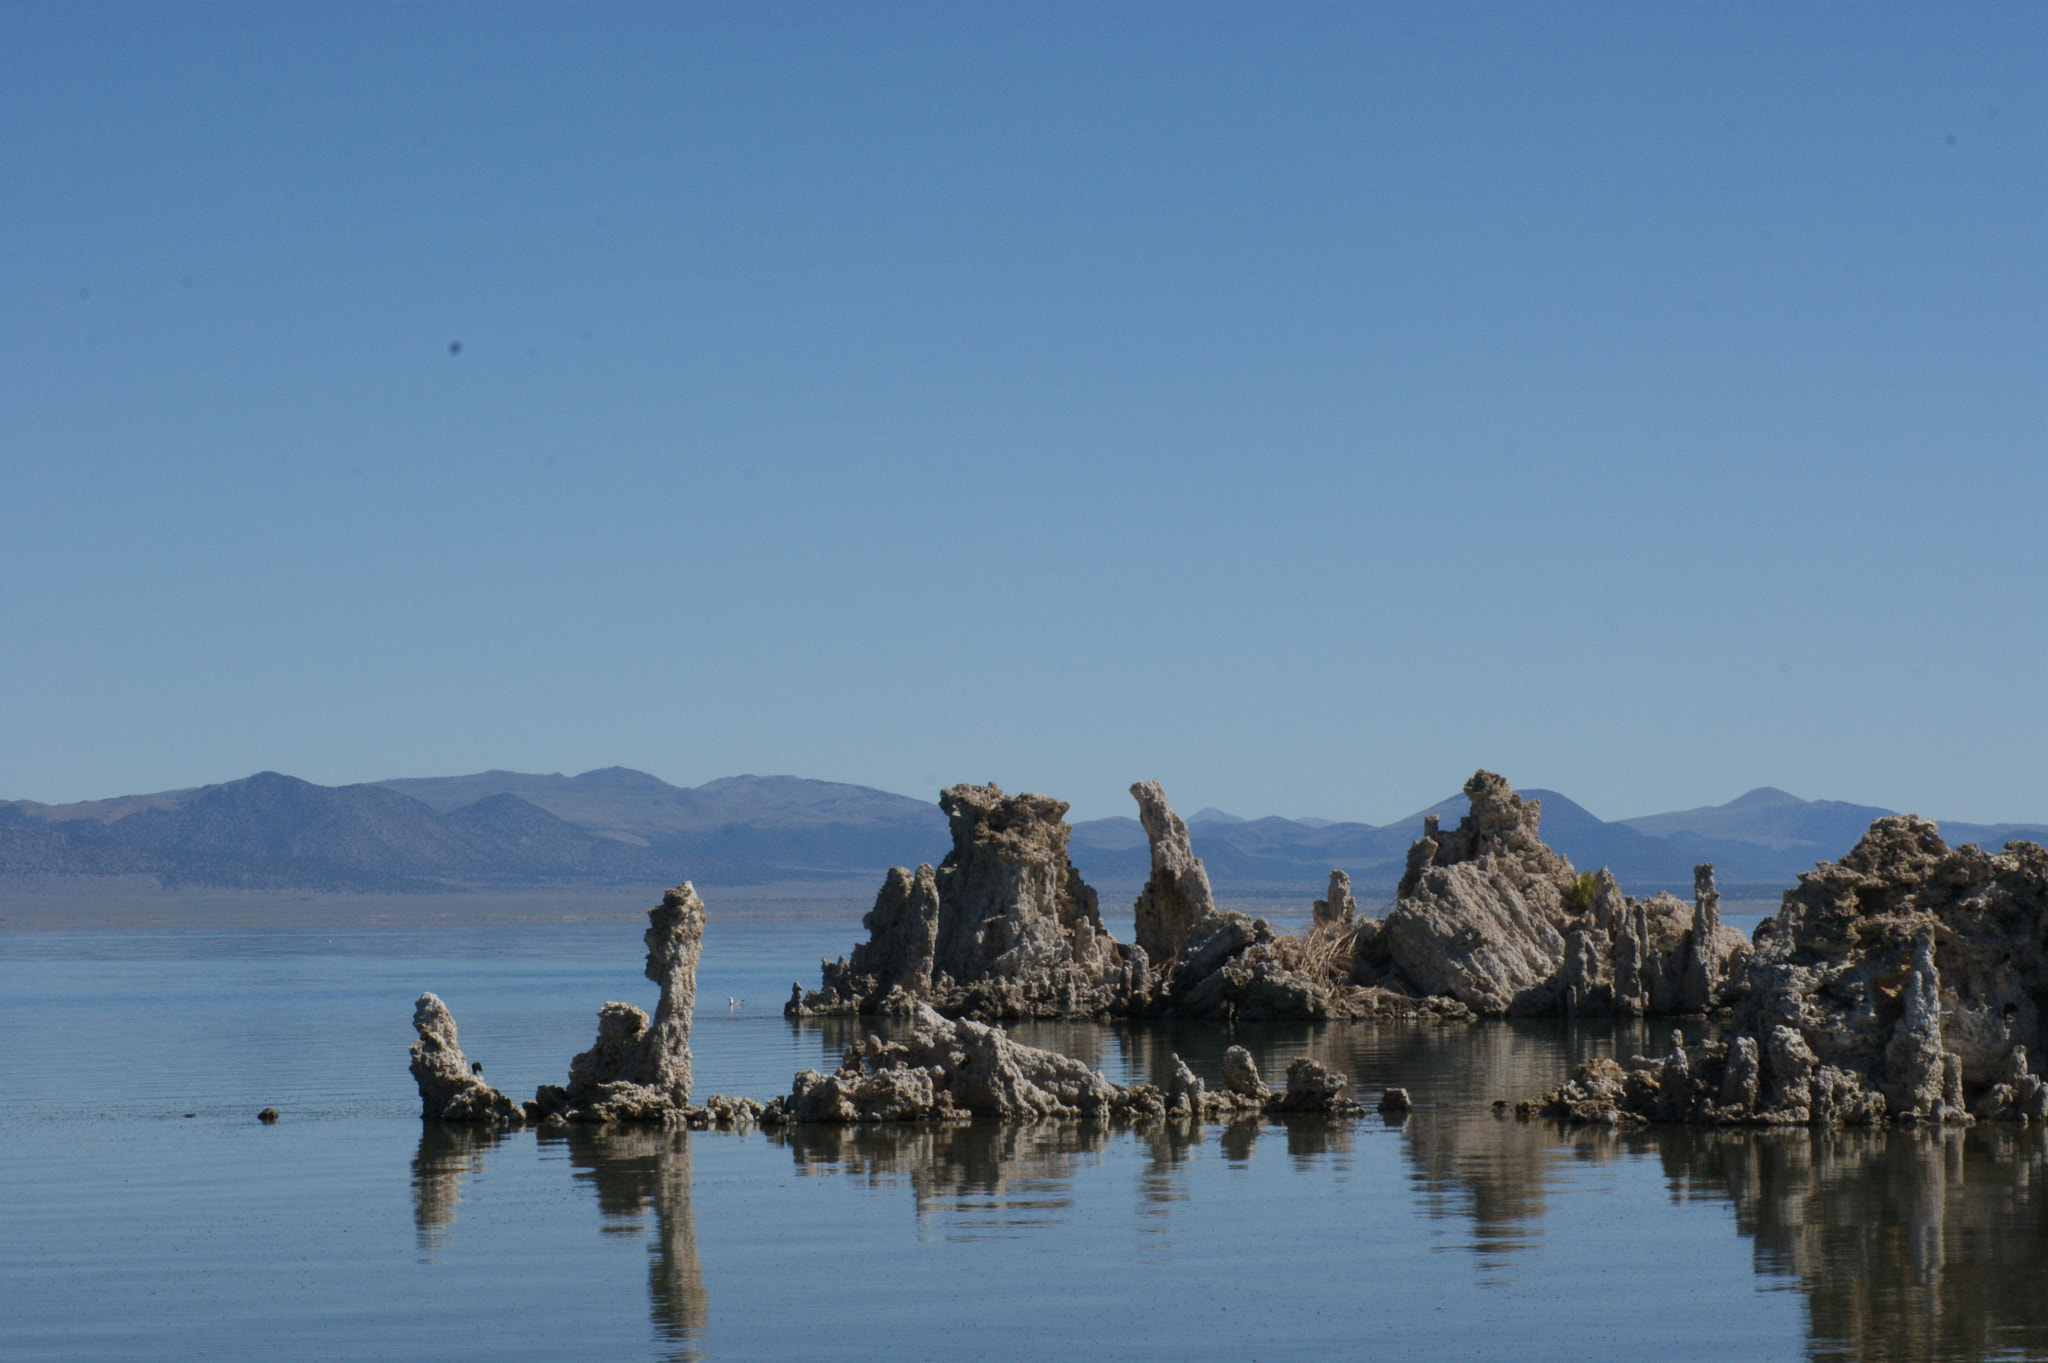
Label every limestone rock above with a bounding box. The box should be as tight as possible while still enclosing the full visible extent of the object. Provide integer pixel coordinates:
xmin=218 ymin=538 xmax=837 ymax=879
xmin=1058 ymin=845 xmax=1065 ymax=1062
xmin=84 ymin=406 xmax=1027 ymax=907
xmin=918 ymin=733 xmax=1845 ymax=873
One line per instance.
xmin=1523 ymin=818 xmax=2047 ymax=1126
xmin=1973 ymin=1046 xmax=2048 ymax=1123
xmin=1378 ymin=772 xmax=1580 ymax=1015
xmin=1130 ymin=779 xmax=1217 ymax=966
xmin=1274 ymin=1058 xmax=1361 ymax=1114
xmin=408 ymin=993 xmax=524 ymax=1126
xmin=792 ymin=784 xmax=1145 ymax=1020
xmin=532 ymin=884 xmax=708 ymax=1124
xmin=1385 ymin=775 xmax=1748 ymax=1020
xmin=1556 ymin=869 xmax=1749 ymax=1018
xmin=1382 ymin=859 xmax=1568 ymax=1014
xmin=795 ymin=865 xmax=941 ymax=1016
xmin=1312 ymin=870 xmax=1357 ymax=928
xmin=1220 ymin=1045 xmax=1271 ymax=1100
xmin=1396 ymin=770 xmax=1575 ymax=900
xmin=780 ymin=1004 xmax=1151 ymax=1122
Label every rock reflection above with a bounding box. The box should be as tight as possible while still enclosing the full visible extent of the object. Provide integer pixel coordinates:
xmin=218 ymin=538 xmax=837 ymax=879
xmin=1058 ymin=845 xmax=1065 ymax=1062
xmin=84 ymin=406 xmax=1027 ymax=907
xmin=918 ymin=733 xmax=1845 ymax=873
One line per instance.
xmin=774 ymin=1120 xmax=1109 ymax=1234
xmin=411 ymin=1123 xmax=706 ymax=1360
xmin=1641 ymin=1124 xmax=2048 ymax=1363
xmin=550 ymin=1127 xmax=707 ymax=1363
xmin=410 ymin=1122 xmax=504 ymax=1253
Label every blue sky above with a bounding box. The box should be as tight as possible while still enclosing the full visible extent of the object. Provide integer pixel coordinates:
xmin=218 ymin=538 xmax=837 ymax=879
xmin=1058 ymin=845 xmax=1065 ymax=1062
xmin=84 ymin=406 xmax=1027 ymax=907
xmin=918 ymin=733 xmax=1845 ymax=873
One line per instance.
xmin=4 ymin=3 xmax=2042 ymax=825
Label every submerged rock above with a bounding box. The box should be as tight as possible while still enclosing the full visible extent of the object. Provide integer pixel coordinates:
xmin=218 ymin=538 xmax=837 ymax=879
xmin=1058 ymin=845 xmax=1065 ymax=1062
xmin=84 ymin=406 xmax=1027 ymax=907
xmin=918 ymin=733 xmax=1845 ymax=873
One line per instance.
xmin=1521 ymin=819 xmax=2048 ymax=1126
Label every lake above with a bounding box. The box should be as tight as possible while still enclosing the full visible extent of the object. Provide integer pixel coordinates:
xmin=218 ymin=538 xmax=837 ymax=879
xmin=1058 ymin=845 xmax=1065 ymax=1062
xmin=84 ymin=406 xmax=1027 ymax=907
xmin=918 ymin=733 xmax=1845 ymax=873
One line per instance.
xmin=4 ymin=913 xmax=2043 ymax=1361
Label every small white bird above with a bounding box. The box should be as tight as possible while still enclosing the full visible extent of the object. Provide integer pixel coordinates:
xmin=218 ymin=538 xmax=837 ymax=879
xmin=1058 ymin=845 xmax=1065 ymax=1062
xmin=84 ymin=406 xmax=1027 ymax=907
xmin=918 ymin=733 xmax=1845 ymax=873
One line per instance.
xmin=727 ymin=996 xmax=743 ymax=1007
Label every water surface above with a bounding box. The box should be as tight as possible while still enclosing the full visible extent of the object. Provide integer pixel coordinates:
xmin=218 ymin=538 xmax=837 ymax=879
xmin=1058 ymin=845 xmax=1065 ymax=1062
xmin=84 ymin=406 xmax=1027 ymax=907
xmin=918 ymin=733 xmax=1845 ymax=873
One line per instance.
xmin=4 ymin=921 xmax=2042 ymax=1361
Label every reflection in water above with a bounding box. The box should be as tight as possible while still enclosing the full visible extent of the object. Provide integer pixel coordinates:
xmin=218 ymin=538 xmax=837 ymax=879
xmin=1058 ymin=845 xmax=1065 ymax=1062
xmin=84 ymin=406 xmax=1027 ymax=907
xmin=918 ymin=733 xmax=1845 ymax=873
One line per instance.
xmin=775 ymin=1120 xmax=1108 ymax=1235
xmin=1649 ymin=1124 xmax=2048 ymax=1363
xmin=415 ymin=1013 xmax=2048 ymax=1363
xmin=410 ymin=1122 xmax=505 ymax=1253
xmin=410 ymin=1124 xmax=707 ymax=1362
xmin=553 ymin=1127 xmax=706 ymax=1363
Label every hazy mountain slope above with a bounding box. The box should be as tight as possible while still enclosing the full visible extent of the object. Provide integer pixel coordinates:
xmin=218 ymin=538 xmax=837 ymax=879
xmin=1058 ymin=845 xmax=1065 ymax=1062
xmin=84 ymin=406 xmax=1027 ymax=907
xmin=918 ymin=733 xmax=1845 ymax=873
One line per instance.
xmin=373 ymin=768 xmax=946 ymax=846
xmin=439 ymin=793 xmax=670 ymax=881
xmin=105 ymin=772 xmax=503 ymax=889
xmin=1620 ymin=787 xmax=1896 ymax=851
xmin=0 ymin=805 xmax=167 ymax=876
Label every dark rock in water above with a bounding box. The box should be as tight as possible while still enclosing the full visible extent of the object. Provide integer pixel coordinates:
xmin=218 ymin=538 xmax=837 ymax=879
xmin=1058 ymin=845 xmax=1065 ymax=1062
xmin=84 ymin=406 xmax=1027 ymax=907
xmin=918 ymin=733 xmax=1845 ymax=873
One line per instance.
xmin=1273 ymin=1058 xmax=1362 ymax=1115
xmin=1520 ymin=818 xmax=2048 ymax=1126
xmin=1220 ymin=1045 xmax=1272 ymax=1100
xmin=257 ymin=1107 xmax=279 ymax=1124
xmin=1377 ymin=1087 xmax=1413 ymax=1113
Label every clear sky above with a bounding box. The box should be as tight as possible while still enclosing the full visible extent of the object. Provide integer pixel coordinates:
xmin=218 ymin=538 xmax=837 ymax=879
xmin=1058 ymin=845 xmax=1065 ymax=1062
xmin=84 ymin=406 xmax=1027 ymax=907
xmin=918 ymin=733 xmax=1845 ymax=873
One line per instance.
xmin=4 ymin=3 xmax=2042 ymax=825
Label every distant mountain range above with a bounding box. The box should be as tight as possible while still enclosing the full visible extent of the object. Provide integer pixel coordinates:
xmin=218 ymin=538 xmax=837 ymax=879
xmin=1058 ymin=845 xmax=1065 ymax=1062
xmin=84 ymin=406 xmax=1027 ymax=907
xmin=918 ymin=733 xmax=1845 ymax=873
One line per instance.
xmin=4 ymin=768 xmax=2042 ymax=903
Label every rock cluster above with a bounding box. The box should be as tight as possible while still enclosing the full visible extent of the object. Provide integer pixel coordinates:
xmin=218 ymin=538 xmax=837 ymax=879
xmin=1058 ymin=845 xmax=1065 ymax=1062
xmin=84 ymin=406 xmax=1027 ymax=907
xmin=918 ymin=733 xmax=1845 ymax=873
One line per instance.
xmin=1377 ymin=772 xmax=1750 ymax=1016
xmin=794 ymin=770 xmax=1738 ymax=1023
xmin=410 ymin=884 xmax=768 ymax=1129
xmin=791 ymin=784 xmax=1149 ymax=1020
xmin=1520 ymin=818 xmax=2048 ymax=1126
xmin=412 ymin=876 xmax=1360 ymax=1132
xmin=779 ymin=1006 xmax=1361 ymax=1123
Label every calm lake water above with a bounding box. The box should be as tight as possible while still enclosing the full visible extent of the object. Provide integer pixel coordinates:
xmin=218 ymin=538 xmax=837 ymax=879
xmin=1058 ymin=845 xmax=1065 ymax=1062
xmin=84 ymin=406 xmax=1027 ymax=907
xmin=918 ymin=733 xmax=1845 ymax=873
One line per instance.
xmin=4 ymin=915 xmax=2044 ymax=1362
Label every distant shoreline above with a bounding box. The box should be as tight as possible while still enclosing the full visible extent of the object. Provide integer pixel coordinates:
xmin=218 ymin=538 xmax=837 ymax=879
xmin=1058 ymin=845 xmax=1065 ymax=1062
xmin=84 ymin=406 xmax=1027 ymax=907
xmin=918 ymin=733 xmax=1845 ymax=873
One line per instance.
xmin=0 ymin=876 xmax=1784 ymax=935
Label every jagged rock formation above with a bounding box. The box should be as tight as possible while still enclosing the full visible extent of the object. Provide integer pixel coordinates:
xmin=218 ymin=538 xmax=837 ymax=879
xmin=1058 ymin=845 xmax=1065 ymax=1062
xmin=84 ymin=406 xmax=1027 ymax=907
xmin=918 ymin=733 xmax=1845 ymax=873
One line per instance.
xmin=796 ymin=771 xmax=1744 ymax=1023
xmin=413 ymin=884 xmax=765 ymax=1129
xmin=792 ymin=783 xmax=1149 ymax=1019
xmin=1521 ymin=818 xmax=2048 ymax=1125
xmin=797 ymin=865 xmax=940 ymax=1016
xmin=778 ymin=1006 xmax=1357 ymax=1122
xmin=1553 ymin=865 xmax=1750 ymax=1017
xmin=1381 ymin=772 xmax=1578 ymax=1013
xmin=533 ymin=884 xmax=707 ymax=1123
xmin=1380 ymin=771 xmax=1748 ymax=1017
xmin=408 ymin=992 xmax=525 ymax=1124
xmin=1312 ymin=870 xmax=1356 ymax=928
xmin=1131 ymin=779 xmax=1215 ymax=965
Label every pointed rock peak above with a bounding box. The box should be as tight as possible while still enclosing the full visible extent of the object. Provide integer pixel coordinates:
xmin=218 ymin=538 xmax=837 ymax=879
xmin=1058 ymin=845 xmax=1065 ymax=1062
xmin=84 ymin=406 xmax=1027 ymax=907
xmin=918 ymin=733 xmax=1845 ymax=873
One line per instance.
xmin=1130 ymin=781 xmax=1214 ymax=967
xmin=1727 ymin=786 xmax=1803 ymax=808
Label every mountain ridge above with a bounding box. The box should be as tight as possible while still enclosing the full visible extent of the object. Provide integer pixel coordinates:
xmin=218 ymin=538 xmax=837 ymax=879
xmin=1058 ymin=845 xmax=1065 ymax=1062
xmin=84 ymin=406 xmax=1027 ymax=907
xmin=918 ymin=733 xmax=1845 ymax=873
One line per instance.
xmin=6 ymin=768 xmax=2042 ymax=902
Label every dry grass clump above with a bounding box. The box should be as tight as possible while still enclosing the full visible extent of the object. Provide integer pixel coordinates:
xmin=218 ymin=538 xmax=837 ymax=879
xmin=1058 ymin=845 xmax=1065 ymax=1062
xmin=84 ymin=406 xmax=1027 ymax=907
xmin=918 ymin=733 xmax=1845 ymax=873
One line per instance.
xmin=1274 ymin=917 xmax=1368 ymax=989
